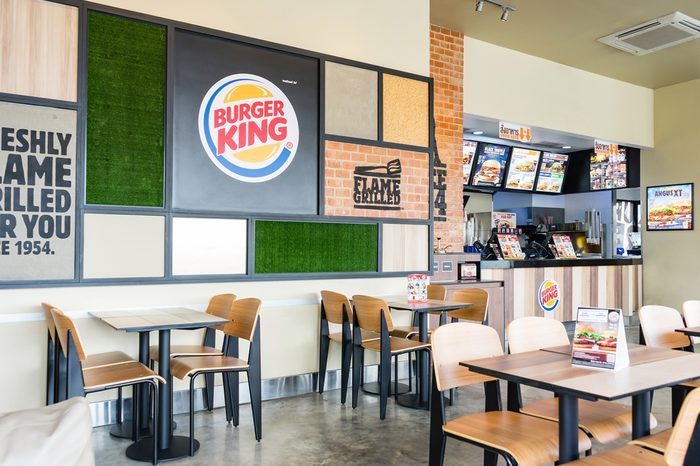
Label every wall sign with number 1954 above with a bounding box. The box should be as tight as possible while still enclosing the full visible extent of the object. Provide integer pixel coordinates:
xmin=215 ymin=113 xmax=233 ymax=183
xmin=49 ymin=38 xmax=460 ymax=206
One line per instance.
xmin=1 ymin=240 xmax=55 ymax=256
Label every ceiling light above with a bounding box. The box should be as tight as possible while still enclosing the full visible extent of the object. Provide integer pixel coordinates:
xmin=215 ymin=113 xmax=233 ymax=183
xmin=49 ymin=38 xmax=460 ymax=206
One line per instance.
xmin=474 ymin=0 xmax=516 ymax=21
xmin=472 ymin=130 xmax=484 ymax=135
xmin=500 ymin=8 xmax=509 ymax=21
xmin=475 ymin=1 xmax=484 ymax=12
xmin=562 ymin=145 xmax=572 ymax=149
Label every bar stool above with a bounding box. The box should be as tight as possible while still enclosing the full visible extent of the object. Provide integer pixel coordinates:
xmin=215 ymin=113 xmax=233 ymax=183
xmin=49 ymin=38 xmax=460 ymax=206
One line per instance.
xmin=429 ymin=323 xmax=591 ymax=466
xmin=169 ymin=298 xmax=263 ymax=456
xmin=350 ymin=295 xmax=431 ymax=420
xmin=507 ymin=316 xmax=656 ymax=445
xmin=149 ymin=294 xmax=236 ymax=412
xmin=50 ymin=307 xmax=163 ymax=465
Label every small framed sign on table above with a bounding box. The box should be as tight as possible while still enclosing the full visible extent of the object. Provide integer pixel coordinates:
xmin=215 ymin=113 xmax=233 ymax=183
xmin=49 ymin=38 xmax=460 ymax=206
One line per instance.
xmin=572 ymin=307 xmax=629 ymax=371
xmin=646 ymin=183 xmax=693 ymax=231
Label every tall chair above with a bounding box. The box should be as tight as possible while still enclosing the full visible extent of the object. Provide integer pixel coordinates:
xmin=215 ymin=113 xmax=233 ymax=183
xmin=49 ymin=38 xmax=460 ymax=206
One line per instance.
xmin=429 ymin=323 xmax=591 ymax=466
xmin=318 ymin=290 xmax=379 ymax=404
xmin=351 ymin=295 xmax=431 ymax=420
xmin=567 ymin=388 xmax=700 ymax=466
xmin=639 ymin=305 xmax=700 ymax=425
xmin=507 ymin=316 xmax=656 ymax=445
xmin=682 ymin=300 xmax=700 ymax=344
xmin=170 ymin=298 xmax=263 ymax=455
xmin=447 ymin=288 xmax=488 ymax=323
xmin=50 ymin=308 xmax=163 ymax=465
xmin=149 ymin=293 xmax=236 ymax=411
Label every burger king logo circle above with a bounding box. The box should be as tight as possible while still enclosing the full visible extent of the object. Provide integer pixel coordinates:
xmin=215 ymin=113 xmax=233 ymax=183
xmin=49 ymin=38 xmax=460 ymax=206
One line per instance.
xmin=198 ymin=74 xmax=299 ymax=183
xmin=538 ymin=280 xmax=560 ymax=312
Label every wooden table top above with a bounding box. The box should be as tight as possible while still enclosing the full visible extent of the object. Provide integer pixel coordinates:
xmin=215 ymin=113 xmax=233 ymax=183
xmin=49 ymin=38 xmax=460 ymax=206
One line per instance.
xmin=385 ymin=298 xmax=470 ymax=313
xmin=462 ymin=347 xmax=700 ymax=401
xmin=676 ymin=326 xmax=700 ymax=337
xmin=90 ymin=307 xmax=228 ymax=332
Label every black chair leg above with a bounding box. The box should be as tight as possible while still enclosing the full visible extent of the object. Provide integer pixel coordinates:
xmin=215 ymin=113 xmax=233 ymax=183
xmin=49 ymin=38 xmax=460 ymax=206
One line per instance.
xmin=222 ymin=372 xmax=233 ymax=423
xmin=247 ymin=368 xmax=262 ymax=441
xmin=318 ymin=335 xmax=330 ymax=394
xmin=672 ymin=385 xmax=687 ymax=425
xmin=116 ymin=387 xmax=123 ymax=424
xmin=393 ymin=355 xmax=399 ymax=400
xmin=204 ymin=373 xmax=215 ymax=411
xmin=151 ymin=382 xmax=158 ymax=465
xmin=484 ymin=450 xmax=498 ymax=466
xmin=379 ymin=350 xmax=391 ymax=420
xmin=340 ymin=339 xmax=352 ymax=404
xmin=228 ymin=371 xmax=240 ymax=427
xmin=189 ymin=376 xmax=196 ymax=456
xmin=133 ymin=386 xmax=140 ymax=442
xmin=352 ymin=344 xmax=363 ymax=409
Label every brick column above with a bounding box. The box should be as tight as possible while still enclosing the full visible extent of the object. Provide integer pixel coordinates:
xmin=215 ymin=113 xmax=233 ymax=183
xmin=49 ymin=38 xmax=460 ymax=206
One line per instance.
xmin=430 ymin=25 xmax=464 ymax=253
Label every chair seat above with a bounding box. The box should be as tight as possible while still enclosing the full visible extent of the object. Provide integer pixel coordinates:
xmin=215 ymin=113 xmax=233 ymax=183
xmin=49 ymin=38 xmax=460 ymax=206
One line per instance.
xmin=520 ymin=397 xmax=658 ymax=444
xmin=628 ymin=428 xmax=672 ymax=453
xmin=149 ymin=344 xmax=222 ymax=361
xmin=565 ymin=444 xmax=665 ymax=465
xmin=443 ymin=411 xmax=592 ymax=465
xmin=362 ymin=336 xmax=430 ymax=354
xmin=329 ymin=330 xmax=380 ymax=343
xmin=83 ymin=361 xmax=164 ymax=391
xmin=681 ymin=378 xmax=700 ymax=388
xmin=170 ymin=355 xmax=249 ymax=380
xmin=82 ymin=351 xmax=133 ymax=370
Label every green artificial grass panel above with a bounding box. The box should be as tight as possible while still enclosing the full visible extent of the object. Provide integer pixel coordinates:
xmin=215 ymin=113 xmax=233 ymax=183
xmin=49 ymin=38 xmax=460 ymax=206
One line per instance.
xmin=86 ymin=12 xmax=165 ymax=207
xmin=255 ymin=221 xmax=378 ymax=274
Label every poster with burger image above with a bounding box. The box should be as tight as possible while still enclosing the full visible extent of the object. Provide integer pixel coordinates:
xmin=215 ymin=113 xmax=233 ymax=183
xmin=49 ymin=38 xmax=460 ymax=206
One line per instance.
xmin=470 ymin=143 xmax=509 ymax=188
xmin=536 ymin=152 xmax=568 ymax=193
xmin=572 ymin=307 xmax=629 ymax=370
xmin=504 ymin=147 xmax=540 ymax=191
xmin=647 ymin=183 xmax=694 ymax=231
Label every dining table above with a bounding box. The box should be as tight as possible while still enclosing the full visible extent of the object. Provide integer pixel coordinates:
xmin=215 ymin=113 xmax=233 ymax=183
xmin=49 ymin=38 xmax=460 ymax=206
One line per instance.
xmin=91 ymin=307 xmax=228 ymax=462
xmin=386 ymin=297 xmax=471 ymax=409
xmin=460 ymin=345 xmax=700 ymax=463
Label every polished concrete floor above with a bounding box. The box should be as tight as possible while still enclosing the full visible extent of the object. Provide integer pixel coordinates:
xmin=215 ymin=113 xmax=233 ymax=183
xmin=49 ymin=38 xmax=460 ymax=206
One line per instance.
xmin=92 ymin=380 xmax=674 ymax=465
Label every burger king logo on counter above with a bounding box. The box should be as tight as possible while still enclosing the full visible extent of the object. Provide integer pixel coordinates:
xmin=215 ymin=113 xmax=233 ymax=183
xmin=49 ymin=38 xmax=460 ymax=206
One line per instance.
xmin=538 ymin=279 xmax=560 ymax=312
xmin=198 ymin=74 xmax=299 ymax=183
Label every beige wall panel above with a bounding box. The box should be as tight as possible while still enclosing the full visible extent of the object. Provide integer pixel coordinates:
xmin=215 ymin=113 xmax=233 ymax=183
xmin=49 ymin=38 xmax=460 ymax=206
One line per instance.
xmin=0 ymin=0 xmax=78 ymax=101
xmin=381 ymin=224 xmax=429 ymax=272
xmin=83 ymin=214 xmax=165 ymax=279
xmin=382 ymin=74 xmax=429 ymax=147
xmin=325 ymin=62 xmax=378 ymax=140
xmin=172 ymin=218 xmax=247 ymax=276
xmin=571 ymin=267 xmax=582 ymax=320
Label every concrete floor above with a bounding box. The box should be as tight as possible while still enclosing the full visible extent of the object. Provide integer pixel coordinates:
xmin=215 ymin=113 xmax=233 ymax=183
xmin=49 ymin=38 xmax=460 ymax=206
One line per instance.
xmin=92 ymin=381 xmax=673 ymax=465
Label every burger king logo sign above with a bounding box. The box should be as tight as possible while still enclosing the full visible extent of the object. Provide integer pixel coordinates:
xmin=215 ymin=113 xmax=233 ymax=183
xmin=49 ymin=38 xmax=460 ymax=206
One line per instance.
xmin=538 ymin=280 xmax=560 ymax=312
xmin=198 ymin=74 xmax=299 ymax=183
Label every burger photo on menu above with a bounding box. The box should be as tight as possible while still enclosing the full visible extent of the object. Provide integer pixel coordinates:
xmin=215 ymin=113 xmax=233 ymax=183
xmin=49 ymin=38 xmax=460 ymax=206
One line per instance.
xmin=573 ymin=324 xmax=599 ymax=349
xmin=476 ymin=159 xmax=502 ymax=185
xmin=647 ymin=183 xmax=694 ymax=231
xmin=471 ymin=143 xmax=508 ymax=187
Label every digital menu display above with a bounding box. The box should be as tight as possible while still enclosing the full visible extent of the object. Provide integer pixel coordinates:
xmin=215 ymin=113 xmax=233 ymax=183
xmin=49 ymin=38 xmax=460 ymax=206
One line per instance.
xmin=470 ymin=143 xmax=509 ymax=188
xmin=462 ymin=140 xmax=478 ymax=184
xmin=504 ymin=148 xmax=540 ymax=191
xmin=536 ymin=152 xmax=569 ymax=193
xmin=590 ymin=147 xmax=626 ymax=190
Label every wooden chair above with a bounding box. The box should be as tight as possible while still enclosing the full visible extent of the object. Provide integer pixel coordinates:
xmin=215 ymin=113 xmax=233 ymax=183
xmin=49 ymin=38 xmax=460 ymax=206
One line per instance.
xmin=350 ymin=295 xmax=431 ymax=420
xmin=682 ymin=300 xmax=700 ymax=344
xmin=391 ymin=284 xmax=448 ymax=338
xmin=149 ymin=293 xmax=236 ymax=412
xmin=50 ymin=307 xmax=163 ymax=465
xmin=317 ymin=290 xmax=379 ymax=404
xmin=170 ymin=298 xmax=262 ymax=456
xmin=567 ymin=387 xmax=700 ymax=465
xmin=429 ymin=322 xmax=591 ymax=466
xmin=507 ymin=316 xmax=657 ymax=445
xmin=447 ymin=288 xmax=488 ymax=323
xmin=639 ymin=305 xmax=700 ymax=425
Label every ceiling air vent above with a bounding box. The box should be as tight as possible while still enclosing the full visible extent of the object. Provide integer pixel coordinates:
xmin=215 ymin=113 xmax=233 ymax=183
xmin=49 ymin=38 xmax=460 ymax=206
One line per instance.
xmin=597 ymin=12 xmax=700 ymax=55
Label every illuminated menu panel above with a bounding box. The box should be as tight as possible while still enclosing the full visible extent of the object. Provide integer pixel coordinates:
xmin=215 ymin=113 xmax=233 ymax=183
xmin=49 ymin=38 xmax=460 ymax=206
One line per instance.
xmin=470 ymin=143 xmax=509 ymax=188
xmin=590 ymin=147 xmax=626 ymax=191
xmin=462 ymin=140 xmax=478 ymax=184
xmin=504 ymin=148 xmax=540 ymax=191
xmin=536 ymin=152 xmax=569 ymax=194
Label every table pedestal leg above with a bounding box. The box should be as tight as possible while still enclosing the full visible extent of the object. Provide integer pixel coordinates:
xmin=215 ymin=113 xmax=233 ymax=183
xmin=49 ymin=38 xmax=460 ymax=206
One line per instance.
xmin=632 ymin=391 xmax=651 ymax=439
xmin=558 ymin=393 xmax=579 ymax=464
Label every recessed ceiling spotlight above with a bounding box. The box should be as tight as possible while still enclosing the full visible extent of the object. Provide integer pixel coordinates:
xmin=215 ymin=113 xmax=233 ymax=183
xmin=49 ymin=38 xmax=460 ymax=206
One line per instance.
xmin=562 ymin=145 xmax=572 ymax=149
xmin=474 ymin=0 xmax=516 ymax=21
xmin=500 ymin=7 xmax=510 ymax=21
xmin=473 ymin=130 xmax=484 ymax=135
xmin=475 ymin=1 xmax=484 ymax=12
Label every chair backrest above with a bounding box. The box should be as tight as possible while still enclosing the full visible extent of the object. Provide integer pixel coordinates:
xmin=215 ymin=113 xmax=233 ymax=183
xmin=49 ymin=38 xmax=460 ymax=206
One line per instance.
xmin=206 ymin=294 xmax=236 ymax=330
xmin=447 ymin=288 xmax=489 ymax=322
xmin=427 ymin=284 xmax=447 ymax=300
xmin=430 ymin=323 xmax=503 ymax=392
xmin=50 ymin=308 xmax=87 ymax=361
xmin=665 ymin=387 xmax=700 ymax=466
xmin=223 ymin=298 xmax=261 ymax=342
xmin=320 ymin=290 xmax=352 ymax=325
xmin=41 ymin=302 xmax=56 ymax=342
xmin=683 ymin=300 xmax=700 ymax=344
xmin=639 ymin=305 xmax=691 ymax=349
xmin=507 ymin=316 xmax=570 ymax=354
xmin=351 ymin=295 xmax=394 ymax=333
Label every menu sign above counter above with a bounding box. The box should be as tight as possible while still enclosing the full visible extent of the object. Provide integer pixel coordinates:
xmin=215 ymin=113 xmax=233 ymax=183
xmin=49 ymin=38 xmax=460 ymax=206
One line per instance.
xmin=591 ymin=140 xmax=626 ymax=191
xmin=536 ymin=152 xmax=568 ymax=193
xmin=462 ymin=140 xmax=477 ymax=184
xmin=504 ymin=148 xmax=540 ymax=191
xmin=470 ymin=143 xmax=509 ymax=188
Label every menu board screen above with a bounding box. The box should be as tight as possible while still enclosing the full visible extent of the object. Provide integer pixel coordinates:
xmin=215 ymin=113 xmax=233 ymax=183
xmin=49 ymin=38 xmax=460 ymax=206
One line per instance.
xmin=462 ymin=140 xmax=478 ymax=184
xmin=536 ymin=152 xmax=569 ymax=193
xmin=504 ymin=148 xmax=540 ymax=191
xmin=470 ymin=143 xmax=509 ymax=188
xmin=590 ymin=147 xmax=627 ymax=190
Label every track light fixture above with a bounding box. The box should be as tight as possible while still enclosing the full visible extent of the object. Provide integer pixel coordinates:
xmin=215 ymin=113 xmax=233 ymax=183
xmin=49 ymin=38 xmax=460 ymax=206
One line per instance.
xmin=474 ymin=0 xmax=516 ymax=21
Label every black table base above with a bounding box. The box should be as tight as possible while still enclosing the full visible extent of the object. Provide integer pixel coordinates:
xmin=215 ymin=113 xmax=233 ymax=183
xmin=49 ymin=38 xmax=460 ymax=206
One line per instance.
xmin=126 ymin=436 xmax=199 ymax=462
xmin=109 ymin=422 xmax=152 ymax=440
xmin=395 ymin=392 xmax=429 ymax=410
xmin=361 ymin=381 xmax=410 ymax=396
